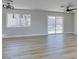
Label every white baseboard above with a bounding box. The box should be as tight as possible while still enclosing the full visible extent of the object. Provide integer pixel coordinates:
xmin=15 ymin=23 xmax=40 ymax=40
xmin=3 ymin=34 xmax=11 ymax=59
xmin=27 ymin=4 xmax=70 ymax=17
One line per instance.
xmin=2 ymin=34 xmax=48 ymax=38
xmin=2 ymin=32 xmax=76 ymax=39
xmin=63 ymin=32 xmax=75 ymax=34
xmin=64 ymin=32 xmax=77 ymax=35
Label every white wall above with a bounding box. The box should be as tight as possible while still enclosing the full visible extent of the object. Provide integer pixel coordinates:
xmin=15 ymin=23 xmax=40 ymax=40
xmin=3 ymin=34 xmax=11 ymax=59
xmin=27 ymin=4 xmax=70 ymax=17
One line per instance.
xmin=2 ymin=8 xmax=74 ymax=37
xmin=64 ymin=13 xmax=74 ymax=33
xmin=73 ymin=12 xmax=77 ymax=34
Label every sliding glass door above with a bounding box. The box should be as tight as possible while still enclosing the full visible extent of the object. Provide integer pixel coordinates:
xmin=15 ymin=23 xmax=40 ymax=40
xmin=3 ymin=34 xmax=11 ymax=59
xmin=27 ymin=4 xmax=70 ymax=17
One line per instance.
xmin=48 ymin=16 xmax=63 ymax=34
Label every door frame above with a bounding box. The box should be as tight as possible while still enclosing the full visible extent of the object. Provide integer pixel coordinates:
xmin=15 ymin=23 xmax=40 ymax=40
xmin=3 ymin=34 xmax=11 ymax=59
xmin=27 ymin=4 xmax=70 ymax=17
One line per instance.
xmin=47 ymin=16 xmax=64 ymax=34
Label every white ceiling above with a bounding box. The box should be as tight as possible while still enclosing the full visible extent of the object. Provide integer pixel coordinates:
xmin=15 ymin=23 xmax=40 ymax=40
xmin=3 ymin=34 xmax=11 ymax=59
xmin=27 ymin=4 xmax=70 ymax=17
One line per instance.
xmin=3 ymin=0 xmax=77 ymax=12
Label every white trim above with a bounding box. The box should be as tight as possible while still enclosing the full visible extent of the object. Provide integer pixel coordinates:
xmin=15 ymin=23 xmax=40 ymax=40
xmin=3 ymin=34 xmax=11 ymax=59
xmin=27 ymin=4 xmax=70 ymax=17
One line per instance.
xmin=2 ymin=34 xmax=48 ymax=38
xmin=64 ymin=32 xmax=77 ymax=35
xmin=2 ymin=32 xmax=76 ymax=39
xmin=63 ymin=32 xmax=74 ymax=34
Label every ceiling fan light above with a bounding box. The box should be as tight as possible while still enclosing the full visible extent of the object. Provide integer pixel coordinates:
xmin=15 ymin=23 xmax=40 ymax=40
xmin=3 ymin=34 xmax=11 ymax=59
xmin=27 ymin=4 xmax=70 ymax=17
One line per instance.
xmin=66 ymin=12 xmax=70 ymax=13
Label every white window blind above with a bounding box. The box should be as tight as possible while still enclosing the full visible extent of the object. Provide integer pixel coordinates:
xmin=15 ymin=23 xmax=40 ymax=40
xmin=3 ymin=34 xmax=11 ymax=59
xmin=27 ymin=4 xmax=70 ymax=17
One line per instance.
xmin=7 ymin=13 xmax=31 ymax=27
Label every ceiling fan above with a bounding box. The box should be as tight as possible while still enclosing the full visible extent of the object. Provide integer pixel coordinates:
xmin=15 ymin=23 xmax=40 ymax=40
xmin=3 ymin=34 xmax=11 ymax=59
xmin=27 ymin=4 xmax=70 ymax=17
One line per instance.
xmin=60 ymin=3 xmax=77 ymax=13
xmin=3 ymin=0 xmax=14 ymax=9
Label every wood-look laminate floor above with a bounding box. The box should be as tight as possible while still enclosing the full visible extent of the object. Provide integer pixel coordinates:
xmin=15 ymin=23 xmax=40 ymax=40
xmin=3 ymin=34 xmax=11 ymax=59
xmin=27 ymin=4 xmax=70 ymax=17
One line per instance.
xmin=2 ymin=34 xmax=77 ymax=59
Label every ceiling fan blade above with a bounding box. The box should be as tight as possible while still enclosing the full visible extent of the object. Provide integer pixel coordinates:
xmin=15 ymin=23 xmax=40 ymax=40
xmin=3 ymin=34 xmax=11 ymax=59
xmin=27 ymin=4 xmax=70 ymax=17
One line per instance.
xmin=8 ymin=0 xmax=13 ymax=2
xmin=70 ymin=8 xmax=77 ymax=10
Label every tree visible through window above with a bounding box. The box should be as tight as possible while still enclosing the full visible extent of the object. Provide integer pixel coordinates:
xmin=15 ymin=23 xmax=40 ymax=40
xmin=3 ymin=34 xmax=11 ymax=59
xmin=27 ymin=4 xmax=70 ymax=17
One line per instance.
xmin=7 ymin=13 xmax=31 ymax=27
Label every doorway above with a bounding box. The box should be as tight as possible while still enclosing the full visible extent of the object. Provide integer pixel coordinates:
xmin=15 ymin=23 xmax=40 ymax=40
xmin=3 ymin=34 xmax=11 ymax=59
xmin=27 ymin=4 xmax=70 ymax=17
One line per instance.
xmin=48 ymin=16 xmax=63 ymax=34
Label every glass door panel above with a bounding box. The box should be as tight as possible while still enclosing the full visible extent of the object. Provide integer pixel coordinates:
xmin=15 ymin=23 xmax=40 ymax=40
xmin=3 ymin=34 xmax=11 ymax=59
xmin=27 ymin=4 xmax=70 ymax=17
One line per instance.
xmin=56 ymin=25 xmax=63 ymax=33
xmin=56 ymin=17 xmax=63 ymax=33
xmin=48 ymin=25 xmax=55 ymax=34
xmin=48 ymin=16 xmax=55 ymax=34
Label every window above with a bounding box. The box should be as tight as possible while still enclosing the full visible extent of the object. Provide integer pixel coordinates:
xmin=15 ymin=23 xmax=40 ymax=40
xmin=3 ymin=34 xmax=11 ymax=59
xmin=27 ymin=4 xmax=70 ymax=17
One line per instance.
xmin=7 ymin=13 xmax=31 ymax=27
